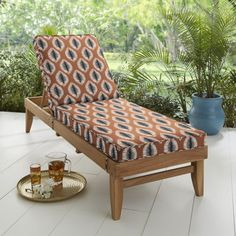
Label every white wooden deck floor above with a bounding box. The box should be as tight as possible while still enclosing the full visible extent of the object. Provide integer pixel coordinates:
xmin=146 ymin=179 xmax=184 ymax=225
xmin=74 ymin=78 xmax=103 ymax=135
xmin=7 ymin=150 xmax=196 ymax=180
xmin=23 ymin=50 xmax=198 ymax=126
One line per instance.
xmin=0 ymin=112 xmax=235 ymax=236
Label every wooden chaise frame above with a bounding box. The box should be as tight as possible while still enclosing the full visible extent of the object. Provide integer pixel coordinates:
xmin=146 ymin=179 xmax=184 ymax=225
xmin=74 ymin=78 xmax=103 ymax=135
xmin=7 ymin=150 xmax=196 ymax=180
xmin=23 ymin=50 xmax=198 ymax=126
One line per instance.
xmin=25 ymin=95 xmax=208 ymax=220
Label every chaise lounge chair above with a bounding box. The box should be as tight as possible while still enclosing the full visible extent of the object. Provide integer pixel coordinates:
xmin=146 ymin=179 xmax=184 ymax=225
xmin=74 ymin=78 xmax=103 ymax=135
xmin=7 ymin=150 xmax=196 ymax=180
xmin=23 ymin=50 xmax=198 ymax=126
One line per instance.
xmin=25 ymin=34 xmax=207 ymax=220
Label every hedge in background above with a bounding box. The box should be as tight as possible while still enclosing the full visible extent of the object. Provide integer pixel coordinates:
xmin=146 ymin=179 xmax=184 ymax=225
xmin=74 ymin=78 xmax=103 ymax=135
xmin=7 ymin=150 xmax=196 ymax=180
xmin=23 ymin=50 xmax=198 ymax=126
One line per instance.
xmin=0 ymin=50 xmax=42 ymax=112
xmin=217 ymin=70 xmax=236 ymax=127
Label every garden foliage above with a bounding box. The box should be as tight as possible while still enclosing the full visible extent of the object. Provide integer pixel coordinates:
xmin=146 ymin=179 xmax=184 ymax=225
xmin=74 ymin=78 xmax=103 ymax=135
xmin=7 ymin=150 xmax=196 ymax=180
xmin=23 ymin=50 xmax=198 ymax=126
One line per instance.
xmin=0 ymin=0 xmax=236 ymax=127
xmin=0 ymin=51 xmax=42 ymax=111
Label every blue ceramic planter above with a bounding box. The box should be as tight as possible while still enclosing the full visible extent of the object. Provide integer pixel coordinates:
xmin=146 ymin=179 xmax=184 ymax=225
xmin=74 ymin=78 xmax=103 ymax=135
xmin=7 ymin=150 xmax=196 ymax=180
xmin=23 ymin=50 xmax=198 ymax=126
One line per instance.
xmin=189 ymin=93 xmax=225 ymax=135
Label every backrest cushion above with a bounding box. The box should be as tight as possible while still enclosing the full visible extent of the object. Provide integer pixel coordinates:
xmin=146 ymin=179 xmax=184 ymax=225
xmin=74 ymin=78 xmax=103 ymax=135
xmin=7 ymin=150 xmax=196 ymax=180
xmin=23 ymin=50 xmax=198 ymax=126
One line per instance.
xmin=33 ymin=35 xmax=119 ymax=109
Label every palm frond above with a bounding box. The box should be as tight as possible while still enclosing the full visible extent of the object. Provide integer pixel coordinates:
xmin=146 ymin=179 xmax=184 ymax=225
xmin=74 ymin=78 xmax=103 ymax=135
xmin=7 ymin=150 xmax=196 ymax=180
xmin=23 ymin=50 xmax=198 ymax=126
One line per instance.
xmin=125 ymin=71 xmax=167 ymax=96
xmin=129 ymin=46 xmax=171 ymax=72
xmin=127 ymin=69 xmax=161 ymax=90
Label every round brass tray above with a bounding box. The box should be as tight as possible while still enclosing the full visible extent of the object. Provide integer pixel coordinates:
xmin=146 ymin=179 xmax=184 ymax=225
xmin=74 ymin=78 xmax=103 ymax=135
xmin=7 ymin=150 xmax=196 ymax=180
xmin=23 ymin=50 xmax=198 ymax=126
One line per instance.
xmin=17 ymin=171 xmax=87 ymax=202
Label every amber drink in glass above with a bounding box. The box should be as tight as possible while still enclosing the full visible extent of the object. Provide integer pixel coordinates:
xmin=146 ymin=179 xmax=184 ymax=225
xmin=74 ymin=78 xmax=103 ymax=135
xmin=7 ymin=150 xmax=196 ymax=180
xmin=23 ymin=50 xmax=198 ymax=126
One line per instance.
xmin=46 ymin=152 xmax=71 ymax=187
xmin=30 ymin=163 xmax=41 ymax=189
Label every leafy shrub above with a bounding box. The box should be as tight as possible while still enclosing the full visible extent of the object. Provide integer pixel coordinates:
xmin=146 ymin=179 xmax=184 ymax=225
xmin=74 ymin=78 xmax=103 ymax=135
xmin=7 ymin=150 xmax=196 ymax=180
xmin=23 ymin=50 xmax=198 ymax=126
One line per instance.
xmin=0 ymin=50 xmax=42 ymax=111
xmin=217 ymin=70 xmax=236 ymax=127
xmin=112 ymin=71 xmax=181 ymax=119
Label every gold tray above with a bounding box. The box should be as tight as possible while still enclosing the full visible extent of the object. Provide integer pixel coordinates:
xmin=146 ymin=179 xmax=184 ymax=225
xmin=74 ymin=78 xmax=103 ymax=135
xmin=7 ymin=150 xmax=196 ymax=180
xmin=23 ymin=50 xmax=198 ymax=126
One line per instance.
xmin=17 ymin=171 xmax=87 ymax=202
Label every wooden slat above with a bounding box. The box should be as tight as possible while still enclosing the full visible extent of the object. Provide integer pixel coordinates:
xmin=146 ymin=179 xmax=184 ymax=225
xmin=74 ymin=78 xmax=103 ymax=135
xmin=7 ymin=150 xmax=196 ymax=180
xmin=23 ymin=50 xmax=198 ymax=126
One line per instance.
xmin=124 ymin=165 xmax=194 ymax=188
xmin=43 ymin=107 xmax=51 ymax=114
xmin=40 ymin=89 xmax=48 ymax=107
xmin=26 ymin=96 xmax=43 ymax=105
xmin=108 ymin=146 xmax=207 ymax=177
xmin=24 ymin=97 xmax=53 ymax=128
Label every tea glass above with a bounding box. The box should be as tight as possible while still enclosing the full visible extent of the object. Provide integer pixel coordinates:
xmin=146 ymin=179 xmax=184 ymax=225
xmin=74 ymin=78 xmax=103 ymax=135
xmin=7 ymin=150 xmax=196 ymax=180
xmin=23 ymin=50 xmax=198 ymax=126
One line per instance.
xmin=46 ymin=152 xmax=71 ymax=187
xmin=30 ymin=163 xmax=41 ymax=190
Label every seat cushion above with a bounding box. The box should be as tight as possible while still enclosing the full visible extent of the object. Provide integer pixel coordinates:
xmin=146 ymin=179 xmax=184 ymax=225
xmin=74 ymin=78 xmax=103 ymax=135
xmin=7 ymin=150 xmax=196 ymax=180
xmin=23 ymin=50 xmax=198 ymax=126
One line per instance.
xmin=55 ymin=98 xmax=206 ymax=162
xmin=33 ymin=35 xmax=118 ymax=110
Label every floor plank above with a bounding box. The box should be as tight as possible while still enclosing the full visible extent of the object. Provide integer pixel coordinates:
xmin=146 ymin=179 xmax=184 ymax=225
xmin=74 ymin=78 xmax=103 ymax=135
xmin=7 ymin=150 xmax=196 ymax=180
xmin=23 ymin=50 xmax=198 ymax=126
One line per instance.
xmin=3 ymin=200 xmax=75 ymax=236
xmin=228 ymin=128 xmax=236 ymax=236
xmin=0 ymin=143 xmax=41 ymax=172
xmin=96 ymin=209 xmax=149 ymax=236
xmin=0 ymin=189 xmax=33 ymax=235
xmin=50 ymin=208 xmax=108 ymax=236
xmin=123 ymin=181 xmax=161 ymax=212
xmin=143 ymin=175 xmax=194 ymax=236
xmin=1 ymin=112 xmax=236 ymax=236
xmin=189 ymin=132 xmax=235 ymax=236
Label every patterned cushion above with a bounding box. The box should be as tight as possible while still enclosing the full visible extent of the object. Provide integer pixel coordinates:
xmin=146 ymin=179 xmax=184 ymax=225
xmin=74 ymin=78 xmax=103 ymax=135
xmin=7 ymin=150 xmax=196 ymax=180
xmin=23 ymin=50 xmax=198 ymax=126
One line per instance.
xmin=55 ymin=98 xmax=206 ymax=162
xmin=33 ymin=35 xmax=119 ymax=110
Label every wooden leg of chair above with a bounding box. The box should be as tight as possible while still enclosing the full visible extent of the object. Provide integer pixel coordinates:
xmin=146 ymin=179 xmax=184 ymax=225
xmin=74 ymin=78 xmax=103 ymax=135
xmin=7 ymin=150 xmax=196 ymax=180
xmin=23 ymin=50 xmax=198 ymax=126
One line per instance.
xmin=25 ymin=109 xmax=33 ymax=133
xmin=191 ymin=160 xmax=204 ymax=196
xmin=110 ymin=175 xmax=123 ymax=220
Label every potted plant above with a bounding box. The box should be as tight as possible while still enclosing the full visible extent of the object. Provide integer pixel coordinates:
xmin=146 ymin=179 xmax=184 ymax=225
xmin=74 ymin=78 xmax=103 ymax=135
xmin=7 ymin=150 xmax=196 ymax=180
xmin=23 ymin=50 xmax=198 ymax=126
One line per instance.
xmin=127 ymin=2 xmax=236 ymax=134
xmin=175 ymin=2 xmax=236 ymax=134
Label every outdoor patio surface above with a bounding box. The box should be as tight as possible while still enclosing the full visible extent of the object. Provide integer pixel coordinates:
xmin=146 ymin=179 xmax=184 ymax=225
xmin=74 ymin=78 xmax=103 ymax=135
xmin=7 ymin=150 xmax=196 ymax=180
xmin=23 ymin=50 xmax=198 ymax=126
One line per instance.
xmin=0 ymin=112 xmax=235 ymax=236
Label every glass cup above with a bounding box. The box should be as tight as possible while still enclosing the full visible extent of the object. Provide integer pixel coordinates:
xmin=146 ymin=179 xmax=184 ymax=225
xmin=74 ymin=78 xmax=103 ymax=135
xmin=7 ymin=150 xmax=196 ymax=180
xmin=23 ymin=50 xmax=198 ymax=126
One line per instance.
xmin=46 ymin=152 xmax=71 ymax=187
xmin=30 ymin=163 xmax=41 ymax=190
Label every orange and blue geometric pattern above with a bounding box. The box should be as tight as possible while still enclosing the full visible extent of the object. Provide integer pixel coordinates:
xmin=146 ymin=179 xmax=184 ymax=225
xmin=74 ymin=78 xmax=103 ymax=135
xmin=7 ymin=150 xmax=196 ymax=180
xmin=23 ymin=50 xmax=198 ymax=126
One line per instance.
xmin=34 ymin=35 xmax=119 ymax=111
xmin=55 ymin=98 xmax=206 ymax=162
xmin=34 ymin=34 xmax=206 ymax=162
